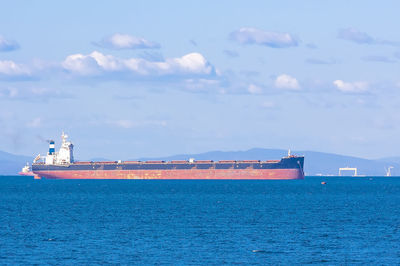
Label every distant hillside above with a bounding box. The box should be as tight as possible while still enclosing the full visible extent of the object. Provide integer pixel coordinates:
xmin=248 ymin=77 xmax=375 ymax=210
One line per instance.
xmin=377 ymin=156 xmax=400 ymax=164
xmin=0 ymin=151 xmax=33 ymax=175
xmin=1 ymin=148 xmax=399 ymax=176
xmin=297 ymin=150 xmax=399 ymax=176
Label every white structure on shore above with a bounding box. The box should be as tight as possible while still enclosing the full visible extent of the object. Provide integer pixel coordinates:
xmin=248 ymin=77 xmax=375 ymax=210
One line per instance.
xmin=339 ymin=167 xmax=357 ymax=176
xmin=385 ymin=166 xmax=394 ymax=177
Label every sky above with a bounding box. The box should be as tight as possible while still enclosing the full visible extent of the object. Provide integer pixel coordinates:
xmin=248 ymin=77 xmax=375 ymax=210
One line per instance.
xmin=1 ymin=1 xmax=400 ymax=160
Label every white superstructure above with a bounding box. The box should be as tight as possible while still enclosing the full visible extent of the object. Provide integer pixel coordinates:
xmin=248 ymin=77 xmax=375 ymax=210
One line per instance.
xmin=21 ymin=163 xmax=31 ymax=173
xmin=45 ymin=132 xmax=74 ymax=165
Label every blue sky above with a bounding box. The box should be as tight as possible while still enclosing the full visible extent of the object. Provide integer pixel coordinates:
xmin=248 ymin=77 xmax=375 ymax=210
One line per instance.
xmin=1 ymin=1 xmax=400 ymax=160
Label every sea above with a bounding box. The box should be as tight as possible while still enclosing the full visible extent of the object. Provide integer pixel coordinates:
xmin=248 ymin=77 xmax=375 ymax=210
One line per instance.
xmin=0 ymin=176 xmax=399 ymax=265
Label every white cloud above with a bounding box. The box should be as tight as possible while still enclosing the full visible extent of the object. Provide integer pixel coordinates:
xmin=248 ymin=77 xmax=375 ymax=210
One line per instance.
xmin=0 ymin=60 xmax=30 ymax=76
xmin=97 ymin=33 xmax=160 ymax=49
xmin=0 ymin=36 xmax=19 ymax=52
xmin=247 ymin=84 xmax=263 ymax=94
xmin=333 ymin=80 xmax=368 ymax=93
xmin=274 ymin=74 xmax=300 ymax=90
xmin=62 ymin=51 xmax=214 ymax=77
xmin=338 ymin=28 xmax=400 ymax=46
xmin=62 ymin=53 xmax=102 ymax=75
xmin=230 ymin=27 xmax=298 ymax=48
xmin=338 ymin=28 xmax=375 ymax=44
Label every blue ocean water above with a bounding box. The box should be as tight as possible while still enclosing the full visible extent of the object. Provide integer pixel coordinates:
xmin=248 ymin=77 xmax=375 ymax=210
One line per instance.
xmin=0 ymin=176 xmax=399 ymax=265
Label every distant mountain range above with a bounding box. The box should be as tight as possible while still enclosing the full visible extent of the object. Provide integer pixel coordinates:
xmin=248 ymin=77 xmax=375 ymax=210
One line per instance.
xmin=1 ymin=148 xmax=399 ymax=176
xmin=0 ymin=151 xmax=34 ymax=175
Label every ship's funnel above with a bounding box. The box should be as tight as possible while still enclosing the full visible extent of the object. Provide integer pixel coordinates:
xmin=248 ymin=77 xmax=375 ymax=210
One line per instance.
xmin=48 ymin=140 xmax=55 ymax=155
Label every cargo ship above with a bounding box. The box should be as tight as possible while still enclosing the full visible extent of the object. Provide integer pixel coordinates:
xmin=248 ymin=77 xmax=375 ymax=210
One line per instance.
xmin=26 ymin=133 xmax=305 ymax=180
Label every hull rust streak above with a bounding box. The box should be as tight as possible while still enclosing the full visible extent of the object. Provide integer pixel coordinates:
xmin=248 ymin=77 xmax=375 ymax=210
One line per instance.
xmin=33 ymin=168 xmax=304 ymax=180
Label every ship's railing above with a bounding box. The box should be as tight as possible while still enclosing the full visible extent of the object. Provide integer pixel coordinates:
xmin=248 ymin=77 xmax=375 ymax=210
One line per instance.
xmin=74 ymin=161 xmax=119 ymax=164
xmin=63 ymin=159 xmax=285 ymax=165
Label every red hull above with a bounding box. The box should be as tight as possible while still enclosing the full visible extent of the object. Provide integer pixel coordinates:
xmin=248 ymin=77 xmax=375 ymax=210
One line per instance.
xmin=33 ymin=169 xmax=304 ymax=180
xmin=18 ymin=171 xmax=34 ymax=176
